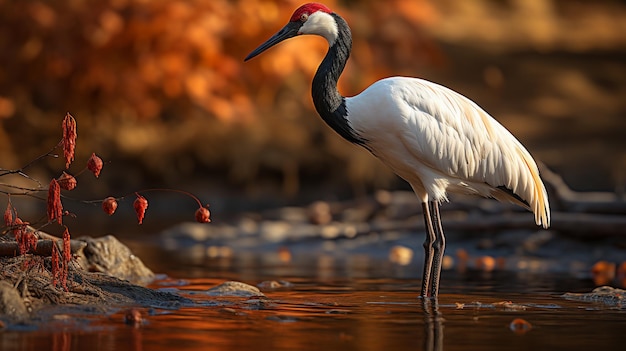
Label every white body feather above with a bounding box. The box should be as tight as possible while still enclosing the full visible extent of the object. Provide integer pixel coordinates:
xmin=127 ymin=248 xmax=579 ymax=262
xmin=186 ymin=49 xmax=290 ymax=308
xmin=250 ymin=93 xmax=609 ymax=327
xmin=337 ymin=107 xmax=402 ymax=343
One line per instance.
xmin=346 ymin=77 xmax=550 ymax=228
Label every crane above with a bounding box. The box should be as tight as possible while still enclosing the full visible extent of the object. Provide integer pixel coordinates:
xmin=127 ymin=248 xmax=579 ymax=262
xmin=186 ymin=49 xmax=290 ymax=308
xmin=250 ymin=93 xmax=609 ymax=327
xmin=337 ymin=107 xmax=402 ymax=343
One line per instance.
xmin=245 ymin=3 xmax=550 ymax=298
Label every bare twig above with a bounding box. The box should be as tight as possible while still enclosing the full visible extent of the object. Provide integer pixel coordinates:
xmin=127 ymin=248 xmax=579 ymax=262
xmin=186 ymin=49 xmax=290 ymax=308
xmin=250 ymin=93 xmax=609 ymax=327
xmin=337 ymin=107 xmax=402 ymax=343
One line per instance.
xmin=0 ymin=141 xmax=61 ymax=179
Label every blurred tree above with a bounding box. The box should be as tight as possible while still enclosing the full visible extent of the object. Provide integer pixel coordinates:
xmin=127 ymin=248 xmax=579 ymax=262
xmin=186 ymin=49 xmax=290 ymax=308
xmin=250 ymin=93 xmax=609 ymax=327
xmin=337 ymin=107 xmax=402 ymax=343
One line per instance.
xmin=4 ymin=0 xmax=621 ymax=197
xmin=0 ymin=0 xmax=440 ymax=195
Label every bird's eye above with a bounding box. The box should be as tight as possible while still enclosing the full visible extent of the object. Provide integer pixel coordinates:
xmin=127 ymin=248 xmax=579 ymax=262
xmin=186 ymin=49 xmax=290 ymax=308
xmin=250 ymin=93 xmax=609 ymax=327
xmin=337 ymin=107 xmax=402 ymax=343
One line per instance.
xmin=300 ymin=13 xmax=308 ymax=22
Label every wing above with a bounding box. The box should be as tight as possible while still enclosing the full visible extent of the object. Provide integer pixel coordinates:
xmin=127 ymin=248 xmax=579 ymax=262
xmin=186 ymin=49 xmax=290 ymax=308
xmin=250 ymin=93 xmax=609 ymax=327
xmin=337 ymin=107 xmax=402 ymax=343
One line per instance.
xmin=346 ymin=77 xmax=550 ymax=228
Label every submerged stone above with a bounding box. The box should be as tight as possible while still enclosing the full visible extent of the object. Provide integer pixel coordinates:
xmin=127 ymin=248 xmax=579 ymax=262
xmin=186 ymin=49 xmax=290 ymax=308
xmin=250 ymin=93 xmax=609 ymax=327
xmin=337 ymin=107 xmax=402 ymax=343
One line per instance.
xmin=562 ymin=286 xmax=626 ymax=307
xmin=206 ymin=281 xmax=265 ymax=297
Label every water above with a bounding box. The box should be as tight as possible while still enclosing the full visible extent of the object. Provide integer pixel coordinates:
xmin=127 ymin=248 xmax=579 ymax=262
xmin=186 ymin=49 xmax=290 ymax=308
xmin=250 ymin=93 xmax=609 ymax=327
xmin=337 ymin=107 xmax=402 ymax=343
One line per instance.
xmin=2 ymin=241 xmax=625 ymax=351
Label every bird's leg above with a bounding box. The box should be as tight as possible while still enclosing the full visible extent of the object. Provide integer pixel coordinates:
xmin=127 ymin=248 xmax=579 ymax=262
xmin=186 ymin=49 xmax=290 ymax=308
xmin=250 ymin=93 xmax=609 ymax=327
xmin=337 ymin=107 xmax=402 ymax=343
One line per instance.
xmin=420 ymin=202 xmax=437 ymax=298
xmin=428 ymin=201 xmax=446 ymax=297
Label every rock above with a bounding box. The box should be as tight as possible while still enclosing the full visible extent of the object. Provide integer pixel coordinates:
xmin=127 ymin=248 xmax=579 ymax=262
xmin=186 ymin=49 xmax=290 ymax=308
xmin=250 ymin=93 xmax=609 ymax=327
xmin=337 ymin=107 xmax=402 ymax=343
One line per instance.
xmin=509 ymin=318 xmax=532 ymax=335
xmin=259 ymin=221 xmax=292 ymax=242
xmin=562 ymin=286 xmax=626 ymax=307
xmin=75 ymin=269 xmax=194 ymax=308
xmin=206 ymin=281 xmax=265 ymax=297
xmin=388 ymin=245 xmax=413 ymax=266
xmin=257 ymin=280 xmax=294 ymax=289
xmin=0 ymin=234 xmax=192 ymax=325
xmin=0 ymin=281 xmax=28 ymax=321
xmin=78 ymin=235 xmax=155 ymax=286
xmin=124 ymin=308 xmax=143 ymax=327
xmin=308 ymin=201 xmax=332 ymax=225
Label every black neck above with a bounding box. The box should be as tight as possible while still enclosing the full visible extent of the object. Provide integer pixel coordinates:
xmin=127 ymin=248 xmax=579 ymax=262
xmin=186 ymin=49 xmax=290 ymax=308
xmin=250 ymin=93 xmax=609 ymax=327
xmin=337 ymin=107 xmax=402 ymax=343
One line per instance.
xmin=311 ymin=13 xmax=365 ymax=145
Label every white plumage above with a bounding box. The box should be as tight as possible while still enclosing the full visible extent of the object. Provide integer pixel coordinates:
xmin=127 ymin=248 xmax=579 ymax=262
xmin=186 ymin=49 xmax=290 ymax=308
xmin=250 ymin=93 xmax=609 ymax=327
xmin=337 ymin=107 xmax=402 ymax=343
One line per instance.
xmin=346 ymin=77 xmax=550 ymax=228
xmin=245 ymin=3 xmax=550 ymax=298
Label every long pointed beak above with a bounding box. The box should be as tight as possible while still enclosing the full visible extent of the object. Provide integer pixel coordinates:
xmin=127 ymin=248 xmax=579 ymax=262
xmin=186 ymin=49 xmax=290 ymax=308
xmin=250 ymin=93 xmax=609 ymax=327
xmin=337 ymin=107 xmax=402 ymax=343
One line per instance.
xmin=244 ymin=21 xmax=302 ymax=61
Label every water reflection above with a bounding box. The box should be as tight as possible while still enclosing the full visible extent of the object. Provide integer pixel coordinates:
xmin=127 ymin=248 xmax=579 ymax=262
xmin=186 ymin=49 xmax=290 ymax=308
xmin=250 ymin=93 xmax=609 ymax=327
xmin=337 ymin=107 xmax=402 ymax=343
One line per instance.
xmin=422 ymin=299 xmax=444 ymax=351
xmin=52 ymin=332 xmax=70 ymax=351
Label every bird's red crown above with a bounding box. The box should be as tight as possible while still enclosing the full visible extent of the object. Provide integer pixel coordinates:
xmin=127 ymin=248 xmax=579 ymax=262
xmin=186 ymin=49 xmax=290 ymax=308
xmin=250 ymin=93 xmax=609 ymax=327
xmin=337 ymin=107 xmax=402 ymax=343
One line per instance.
xmin=289 ymin=3 xmax=332 ymax=22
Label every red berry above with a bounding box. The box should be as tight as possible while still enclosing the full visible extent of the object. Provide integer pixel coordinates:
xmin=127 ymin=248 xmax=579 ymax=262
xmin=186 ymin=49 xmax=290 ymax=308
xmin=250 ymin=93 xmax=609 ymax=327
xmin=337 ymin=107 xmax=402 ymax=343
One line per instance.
xmin=102 ymin=197 xmax=118 ymax=215
xmin=195 ymin=206 xmax=211 ymax=223
xmin=133 ymin=194 xmax=148 ymax=224
xmin=87 ymin=153 xmax=103 ymax=178
xmin=57 ymin=171 xmax=77 ymax=191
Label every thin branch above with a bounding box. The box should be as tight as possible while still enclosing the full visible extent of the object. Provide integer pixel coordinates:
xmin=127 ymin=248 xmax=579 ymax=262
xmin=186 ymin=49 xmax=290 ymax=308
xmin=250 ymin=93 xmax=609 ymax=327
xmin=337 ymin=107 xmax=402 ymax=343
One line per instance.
xmin=0 ymin=140 xmax=61 ymax=178
xmin=79 ymin=188 xmax=205 ymax=208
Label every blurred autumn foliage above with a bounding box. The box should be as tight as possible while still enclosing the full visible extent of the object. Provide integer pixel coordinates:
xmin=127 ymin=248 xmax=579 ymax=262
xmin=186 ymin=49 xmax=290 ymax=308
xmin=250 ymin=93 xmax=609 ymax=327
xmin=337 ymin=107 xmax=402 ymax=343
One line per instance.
xmin=0 ymin=0 xmax=439 ymax=195
xmin=0 ymin=0 xmax=624 ymax=198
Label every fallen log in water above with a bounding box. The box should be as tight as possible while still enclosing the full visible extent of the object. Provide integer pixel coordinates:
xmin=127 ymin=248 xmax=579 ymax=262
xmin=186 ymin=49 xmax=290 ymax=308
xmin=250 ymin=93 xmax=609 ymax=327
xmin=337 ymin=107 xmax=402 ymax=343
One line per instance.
xmin=0 ymin=239 xmax=86 ymax=257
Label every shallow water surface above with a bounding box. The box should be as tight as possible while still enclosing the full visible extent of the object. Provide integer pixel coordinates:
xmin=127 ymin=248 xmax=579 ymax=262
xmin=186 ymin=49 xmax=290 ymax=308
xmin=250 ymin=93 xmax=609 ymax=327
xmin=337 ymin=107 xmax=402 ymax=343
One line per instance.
xmin=2 ymin=244 xmax=625 ymax=351
xmin=164 ymin=279 xmax=625 ymax=351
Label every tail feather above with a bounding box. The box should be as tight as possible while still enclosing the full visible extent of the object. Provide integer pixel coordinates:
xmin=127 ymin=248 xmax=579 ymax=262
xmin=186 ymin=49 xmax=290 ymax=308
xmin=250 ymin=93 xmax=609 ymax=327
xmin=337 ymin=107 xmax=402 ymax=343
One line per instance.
xmin=516 ymin=147 xmax=550 ymax=229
